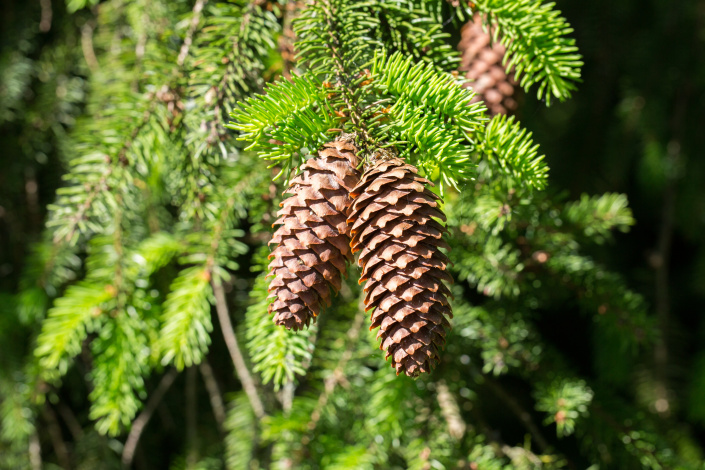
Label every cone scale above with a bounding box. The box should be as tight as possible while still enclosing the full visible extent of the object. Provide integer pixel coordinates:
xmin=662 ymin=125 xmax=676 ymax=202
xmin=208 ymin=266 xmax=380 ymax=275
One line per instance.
xmin=348 ymin=158 xmax=453 ymax=377
xmin=267 ymin=138 xmax=361 ymax=330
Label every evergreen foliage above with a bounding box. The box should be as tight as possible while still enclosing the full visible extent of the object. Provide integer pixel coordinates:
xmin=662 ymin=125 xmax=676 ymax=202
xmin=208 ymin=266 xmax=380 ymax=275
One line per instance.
xmin=1 ymin=0 xmax=704 ymax=468
xmin=471 ymin=0 xmax=583 ymax=104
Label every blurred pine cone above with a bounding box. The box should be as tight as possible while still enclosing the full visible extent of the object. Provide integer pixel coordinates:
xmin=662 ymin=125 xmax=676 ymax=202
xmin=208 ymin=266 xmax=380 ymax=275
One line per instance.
xmin=458 ymin=14 xmax=518 ymax=116
xmin=267 ymin=138 xmax=361 ymax=330
xmin=348 ymin=158 xmax=453 ymax=376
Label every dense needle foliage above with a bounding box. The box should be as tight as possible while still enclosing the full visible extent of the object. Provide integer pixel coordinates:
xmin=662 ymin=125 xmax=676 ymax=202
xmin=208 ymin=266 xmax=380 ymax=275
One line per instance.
xmin=1 ymin=0 xmax=704 ymax=468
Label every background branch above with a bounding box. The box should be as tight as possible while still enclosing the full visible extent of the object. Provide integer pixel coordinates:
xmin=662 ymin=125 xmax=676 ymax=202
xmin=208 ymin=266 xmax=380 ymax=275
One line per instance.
xmin=212 ymin=279 xmax=266 ymax=419
xmin=122 ymin=369 xmax=178 ymax=468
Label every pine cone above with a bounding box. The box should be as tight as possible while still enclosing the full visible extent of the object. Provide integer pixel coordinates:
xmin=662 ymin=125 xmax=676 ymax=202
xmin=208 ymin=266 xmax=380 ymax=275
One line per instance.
xmin=458 ymin=14 xmax=518 ymax=116
xmin=267 ymin=139 xmax=361 ymax=330
xmin=348 ymin=158 xmax=453 ymax=376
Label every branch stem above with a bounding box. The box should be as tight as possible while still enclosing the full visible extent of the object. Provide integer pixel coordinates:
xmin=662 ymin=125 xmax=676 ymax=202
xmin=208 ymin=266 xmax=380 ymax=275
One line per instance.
xmin=306 ymin=306 xmax=365 ymax=432
xmin=484 ymin=377 xmax=550 ymax=452
xmin=42 ymin=404 xmax=71 ymax=469
xmin=212 ymin=279 xmax=266 ymax=419
xmin=122 ymin=369 xmax=178 ymax=468
xmin=199 ymin=360 xmax=226 ymax=431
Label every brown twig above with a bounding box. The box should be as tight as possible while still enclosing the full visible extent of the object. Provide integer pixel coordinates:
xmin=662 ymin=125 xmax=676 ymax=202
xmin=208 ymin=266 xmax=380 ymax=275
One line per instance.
xmin=177 ymin=0 xmax=208 ymax=67
xmin=483 ymin=377 xmax=550 ymax=452
xmin=212 ymin=279 xmax=266 ymax=420
xmin=650 ymin=78 xmax=689 ymax=417
xmin=42 ymin=403 xmax=71 ymax=469
xmin=199 ymin=359 xmax=226 ymax=431
xmin=39 ymin=0 xmax=52 ymax=32
xmin=306 ymin=306 xmax=365 ymax=432
xmin=436 ymin=380 xmax=467 ymax=440
xmin=56 ymin=400 xmax=84 ymax=441
xmin=318 ymin=0 xmax=377 ymax=155
xmin=279 ymin=1 xmax=300 ymax=78
xmin=29 ymin=431 xmax=42 ymax=470
xmin=185 ymin=366 xmax=199 ymax=467
xmin=122 ymin=369 xmax=178 ymax=468
xmin=80 ymin=21 xmax=99 ymax=71
xmin=652 ymin=161 xmax=675 ymax=417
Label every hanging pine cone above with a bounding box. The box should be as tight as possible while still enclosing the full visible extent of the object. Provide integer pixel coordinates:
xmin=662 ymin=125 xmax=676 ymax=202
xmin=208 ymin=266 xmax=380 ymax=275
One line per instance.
xmin=458 ymin=14 xmax=518 ymax=116
xmin=348 ymin=158 xmax=453 ymax=376
xmin=267 ymin=138 xmax=361 ymax=330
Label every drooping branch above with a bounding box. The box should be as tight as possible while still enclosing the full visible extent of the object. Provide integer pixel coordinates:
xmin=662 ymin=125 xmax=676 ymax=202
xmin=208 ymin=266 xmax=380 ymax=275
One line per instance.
xmin=212 ymin=279 xmax=266 ymax=420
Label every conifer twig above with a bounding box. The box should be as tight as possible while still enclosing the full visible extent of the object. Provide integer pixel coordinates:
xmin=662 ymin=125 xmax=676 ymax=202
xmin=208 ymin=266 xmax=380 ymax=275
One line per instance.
xmin=199 ymin=359 xmax=226 ymax=431
xmin=56 ymin=400 xmax=84 ymax=441
xmin=177 ymin=0 xmax=207 ymax=67
xmin=39 ymin=0 xmax=52 ymax=32
xmin=185 ymin=366 xmax=198 ymax=467
xmin=318 ymin=0 xmax=376 ymax=154
xmin=652 ymin=138 xmax=681 ymax=417
xmin=483 ymin=377 xmax=550 ymax=452
xmin=41 ymin=404 xmax=71 ymax=470
xmin=29 ymin=431 xmax=42 ymax=470
xmin=81 ymin=21 xmax=99 ymax=71
xmin=212 ymin=279 xmax=266 ymax=419
xmin=306 ymin=306 xmax=365 ymax=432
xmin=436 ymin=380 xmax=467 ymax=439
xmin=122 ymin=369 xmax=178 ymax=468
xmin=55 ymin=104 xmax=155 ymax=245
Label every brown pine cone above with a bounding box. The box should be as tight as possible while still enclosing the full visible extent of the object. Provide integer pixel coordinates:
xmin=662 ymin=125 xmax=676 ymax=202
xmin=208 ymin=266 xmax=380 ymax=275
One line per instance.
xmin=267 ymin=138 xmax=361 ymax=330
xmin=348 ymin=158 xmax=453 ymax=376
xmin=458 ymin=14 xmax=518 ymax=116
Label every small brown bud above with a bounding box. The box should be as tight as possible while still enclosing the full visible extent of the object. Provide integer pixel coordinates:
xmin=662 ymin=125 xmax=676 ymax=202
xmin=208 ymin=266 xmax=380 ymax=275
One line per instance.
xmin=555 ymin=410 xmax=567 ymax=423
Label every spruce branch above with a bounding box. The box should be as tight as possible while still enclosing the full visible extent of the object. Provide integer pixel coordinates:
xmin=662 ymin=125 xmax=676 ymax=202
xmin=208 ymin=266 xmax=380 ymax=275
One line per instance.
xmin=475 ymin=114 xmax=548 ymax=191
xmin=562 ymin=193 xmax=635 ymax=243
xmin=158 ymin=266 xmax=214 ymax=370
xmin=88 ymin=312 xmax=152 ymax=436
xmin=48 ymin=99 xmax=156 ymax=246
xmin=35 ymin=282 xmax=114 ymax=378
xmin=159 ymin=172 xmax=252 ymax=370
xmin=181 ymin=0 xmax=279 ymax=213
xmin=472 ymin=0 xmax=583 ymax=104
xmin=370 ymin=51 xmax=487 ymax=191
xmin=245 ymin=275 xmax=315 ymax=391
xmin=376 ymin=0 xmax=461 ymax=71
xmin=229 ymin=75 xmax=339 ymax=176
xmin=319 ymin=0 xmax=376 ymax=151
xmin=224 ymin=393 xmax=256 ymax=470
